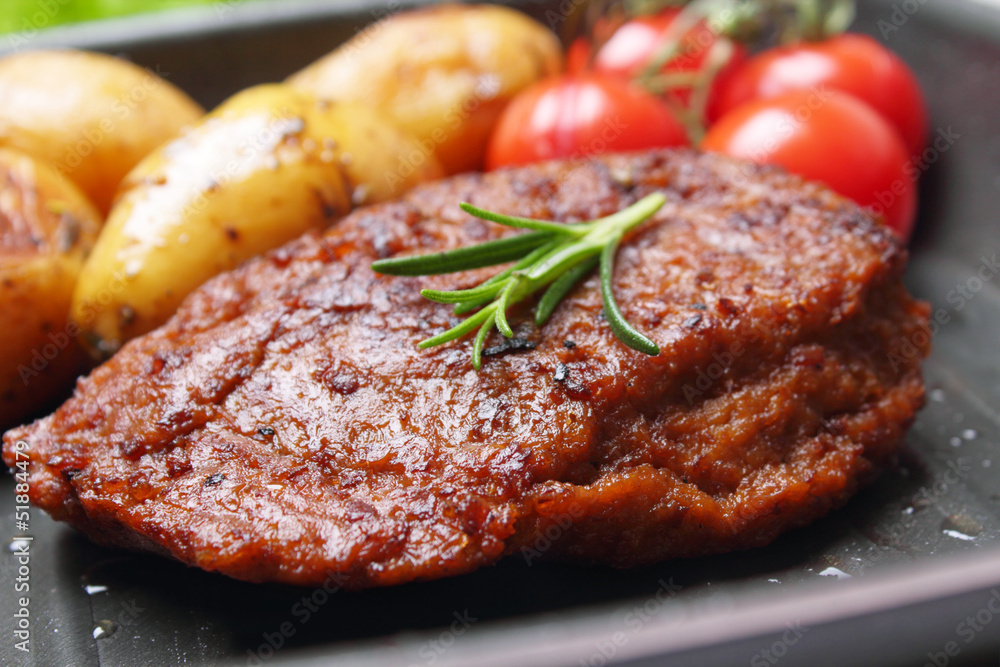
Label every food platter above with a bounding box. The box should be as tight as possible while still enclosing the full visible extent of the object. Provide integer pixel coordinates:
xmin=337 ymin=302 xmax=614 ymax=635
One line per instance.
xmin=1 ymin=0 xmax=999 ymax=665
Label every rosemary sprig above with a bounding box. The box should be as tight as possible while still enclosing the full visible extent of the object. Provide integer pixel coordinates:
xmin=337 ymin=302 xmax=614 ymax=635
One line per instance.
xmin=371 ymin=193 xmax=666 ymax=369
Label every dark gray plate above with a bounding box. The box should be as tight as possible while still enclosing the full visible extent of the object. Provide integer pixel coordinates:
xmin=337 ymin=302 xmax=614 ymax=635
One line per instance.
xmin=2 ymin=0 xmax=1000 ymax=665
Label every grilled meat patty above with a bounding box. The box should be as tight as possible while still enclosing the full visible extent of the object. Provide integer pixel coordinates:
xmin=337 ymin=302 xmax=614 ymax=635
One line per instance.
xmin=3 ymin=150 xmax=930 ymax=588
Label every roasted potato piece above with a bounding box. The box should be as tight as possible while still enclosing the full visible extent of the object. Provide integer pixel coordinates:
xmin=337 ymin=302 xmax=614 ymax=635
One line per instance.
xmin=0 ymin=49 xmax=204 ymax=214
xmin=288 ymin=4 xmax=563 ymax=175
xmin=0 ymin=148 xmax=102 ymax=429
xmin=71 ymin=84 xmax=442 ymax=355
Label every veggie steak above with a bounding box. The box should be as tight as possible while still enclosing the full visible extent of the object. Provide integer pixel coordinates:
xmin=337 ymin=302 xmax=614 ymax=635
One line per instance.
xmin=3 ymin=149 xmax=930 ymax=588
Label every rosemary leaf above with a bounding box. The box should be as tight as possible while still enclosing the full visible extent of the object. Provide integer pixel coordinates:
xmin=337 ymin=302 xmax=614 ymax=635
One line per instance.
xmin=421 ymin=280 xmax=506 ymax=304
xmin=600 ymin=237 xmax=660 ymax=356
xmin=418 ymin=304 xmax=495 ymax=349
xmin=453 ymin=294 xmax=500 ymax=316
xmin=454 ymin=239 xmax=558 ymax=315
xmin=589 ymin=193 xmax=668 ymax=235
xmin=371 ymin=231 xmax=553 ymax=276
xmin=535 ymin=256 xmax=599 ymax=325
xmin=374 ymin=193 xmax=667 ymax=369
xmin=472 ymin=311 xmax=497 ymax=371
xmin=460 ymin=202 xmax=590 ymax=237
xmin=494 ymin=277 xmax=521 ymax=338
xmin=527 ymin=239 xmax=603 ymax=284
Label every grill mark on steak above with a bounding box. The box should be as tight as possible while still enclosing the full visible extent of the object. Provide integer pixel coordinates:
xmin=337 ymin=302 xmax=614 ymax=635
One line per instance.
xmin=3 ymin=149 xmax=930 ymax=588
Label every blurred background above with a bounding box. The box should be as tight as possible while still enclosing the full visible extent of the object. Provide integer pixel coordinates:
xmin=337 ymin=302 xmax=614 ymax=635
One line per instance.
xmin=0 ymin=0 xmax=262 ymax=34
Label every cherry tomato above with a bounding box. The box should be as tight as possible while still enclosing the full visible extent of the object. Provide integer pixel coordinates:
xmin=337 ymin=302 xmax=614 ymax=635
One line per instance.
xmin=702 ymin=90 xmax=916 ymax=239
xmin=709 ymin=33 xmax=928 ymax=158
xmin=486 ymin=74 xmax=689 ymax=170
xmin=592 ymin=9 xmax=747 ymax=113
xmin=566 ymin=36 xmax=592 ymax=75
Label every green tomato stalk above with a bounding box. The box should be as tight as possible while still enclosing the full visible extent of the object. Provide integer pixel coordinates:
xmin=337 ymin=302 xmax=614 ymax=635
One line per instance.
xmin=580 ymin=0 xmax=857 ymax=142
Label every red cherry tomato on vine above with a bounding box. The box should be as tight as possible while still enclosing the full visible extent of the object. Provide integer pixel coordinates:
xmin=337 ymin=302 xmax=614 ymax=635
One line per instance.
xmin=592 ymin=8 xmax=747 ymax=112
xmin=485 ymin=74 xmax=689 ymax=170
xmin=709 ymin=33 xmax=928 ymax=158
xmin=702 ymin=90 xmax=916 ymax=240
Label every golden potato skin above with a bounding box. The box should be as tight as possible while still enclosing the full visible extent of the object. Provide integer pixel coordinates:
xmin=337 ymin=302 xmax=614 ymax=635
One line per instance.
xmin=0 ymin=148 xmax=102 ymax=429
xmin=288 ymin=4 xmax=563 ymax=175
xmin=0 ymin=50 xmax=204 ymax=214
xmin=319 ymin=100 xmax=446 ymax=205
xmin=71 ymin=84 xmax=442 ymax=356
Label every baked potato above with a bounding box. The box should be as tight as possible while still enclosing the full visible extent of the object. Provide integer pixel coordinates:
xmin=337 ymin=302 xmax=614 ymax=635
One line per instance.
xmin=71 ymin=84 xmax=443 ymax=355
xmin=288 ymin=4 xmax=563 ymax=175
xmin=0 ymin=148 xmax=103 ymax=429
xmin=0 ymin=49 xmax=204 ymax=214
